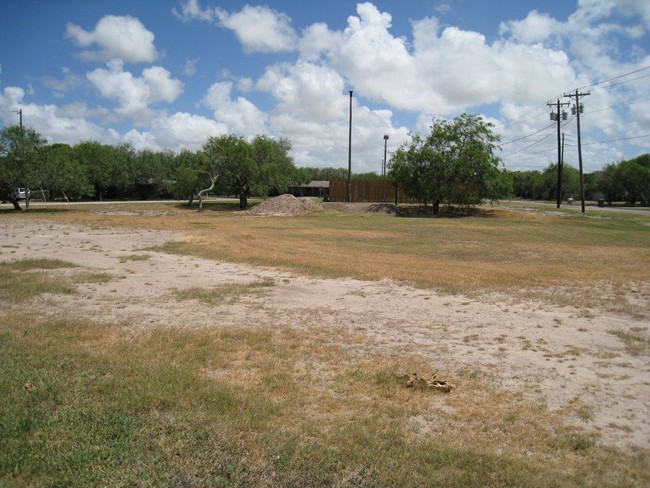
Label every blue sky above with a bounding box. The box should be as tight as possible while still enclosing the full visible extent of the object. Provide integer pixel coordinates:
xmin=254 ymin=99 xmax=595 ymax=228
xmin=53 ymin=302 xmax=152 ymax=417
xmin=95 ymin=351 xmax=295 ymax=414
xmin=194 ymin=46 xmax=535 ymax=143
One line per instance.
xmin=1 ymin=0 xmax=648 ymax=173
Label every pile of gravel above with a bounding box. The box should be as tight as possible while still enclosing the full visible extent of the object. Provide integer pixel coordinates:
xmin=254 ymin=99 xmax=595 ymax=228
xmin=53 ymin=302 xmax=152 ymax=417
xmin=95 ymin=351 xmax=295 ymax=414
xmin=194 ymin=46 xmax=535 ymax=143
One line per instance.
xmin=249 ymin=194 xmax=322 ymax=216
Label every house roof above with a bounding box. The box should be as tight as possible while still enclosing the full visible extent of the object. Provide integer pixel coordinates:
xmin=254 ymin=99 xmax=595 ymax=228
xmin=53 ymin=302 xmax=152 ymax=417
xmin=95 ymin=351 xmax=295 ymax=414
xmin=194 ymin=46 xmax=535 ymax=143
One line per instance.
xmin=291 ymin=180 xmax=329 ymax=188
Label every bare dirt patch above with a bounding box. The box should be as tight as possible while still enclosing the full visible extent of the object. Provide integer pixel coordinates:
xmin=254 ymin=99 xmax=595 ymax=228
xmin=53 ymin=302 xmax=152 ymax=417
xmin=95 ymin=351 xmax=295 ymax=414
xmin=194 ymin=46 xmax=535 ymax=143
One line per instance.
xmin=1 ymin=218 xmax=648 ymax=451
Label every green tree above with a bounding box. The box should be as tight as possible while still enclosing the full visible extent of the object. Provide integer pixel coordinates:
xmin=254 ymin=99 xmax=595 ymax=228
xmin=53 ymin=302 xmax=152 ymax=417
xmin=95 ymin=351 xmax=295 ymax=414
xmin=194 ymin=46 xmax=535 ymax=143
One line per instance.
xmin=250 ymin=135 xmax=296 ymax=198
xmin=199 ymin=134 xmax=249 ymax=210
xmin=171 ymin=149 xmax=202 ymax=204
xmin=73 ymin=141 xmax=115 ymax=200
xmin=389 ymin=113 xmax=507 ymax=214
xmin=511 ymin=171 xmax=539 ymax=199
xmin=0 ymin=125 xmax=47 ymax=210
xmin=531 ymin=163 xmax=579 ymax=201
xmin=618 ymin=154 xmax=650 ymax=205
xmin=40 ymin=143 xmax=93 ymax=201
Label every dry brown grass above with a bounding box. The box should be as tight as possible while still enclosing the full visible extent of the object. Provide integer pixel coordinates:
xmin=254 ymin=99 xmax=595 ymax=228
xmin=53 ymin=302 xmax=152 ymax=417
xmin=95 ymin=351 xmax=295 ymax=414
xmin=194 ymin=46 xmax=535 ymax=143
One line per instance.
xmin=18 ymin=202 xmax=647 ymax=312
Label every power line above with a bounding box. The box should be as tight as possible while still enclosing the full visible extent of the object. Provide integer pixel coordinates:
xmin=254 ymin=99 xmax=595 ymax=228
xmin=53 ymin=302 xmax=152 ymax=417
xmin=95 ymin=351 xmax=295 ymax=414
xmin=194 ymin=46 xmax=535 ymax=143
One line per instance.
xmin=500 ymin=123 xmax=554 ymax=145
xmin=582 ymin=133 xmax=650 ymax=146
xmin=577 ymin=65 xmax=650 ymax=91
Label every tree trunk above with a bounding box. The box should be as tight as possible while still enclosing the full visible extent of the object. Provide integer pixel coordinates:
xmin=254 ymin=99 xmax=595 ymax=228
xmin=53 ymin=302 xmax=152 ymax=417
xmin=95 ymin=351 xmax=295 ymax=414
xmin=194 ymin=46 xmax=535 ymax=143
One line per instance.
xmin=8 ymin=197 xmax=22 ymax=211
xmin=197 ymin=173 xmax=218 ymax=212
xmin=239 ymin=192 xmax=248 ymax=209
xmin=432 ymin=201 xmax=440 ymax=215
xmin=187 ymin=194 xmax=194 ymax=206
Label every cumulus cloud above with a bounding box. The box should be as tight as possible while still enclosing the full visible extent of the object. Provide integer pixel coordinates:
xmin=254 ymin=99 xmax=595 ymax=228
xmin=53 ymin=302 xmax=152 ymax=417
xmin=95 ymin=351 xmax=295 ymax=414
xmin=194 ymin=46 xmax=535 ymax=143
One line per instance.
xmin=86 ymin=60 xmax=183 ymax=122
xmin=215 ymin=4 xmax=297 ymax=53
xmin=172 ymin=0 xmax=215 ymax=22
xmin=66 ymin=15 xmax=158 ymax=63
xmin=257 ymin=61 xmax=347 ymax=122
xmin=0 ymin=86 xmax=115 ymax=145
xmin=42 ymin=67 xmax=84 ymax=98
xmin=183 ymin=58 xmax=198 ymax=77
xmin=319 ymin=3 xmax=579 ymax=114
xmin=203 ymin=81 xmax=267 ymax=136
xmin=498 ymin=10 xmax=562 ymax=44
xmin=124 ymin=112 xmax=228 ymax=151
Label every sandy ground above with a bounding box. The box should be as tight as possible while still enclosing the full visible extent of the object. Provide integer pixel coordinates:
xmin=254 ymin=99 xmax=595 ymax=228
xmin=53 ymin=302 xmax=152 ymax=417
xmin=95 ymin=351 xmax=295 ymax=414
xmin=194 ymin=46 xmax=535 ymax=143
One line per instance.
xmin=1 ymin=218 xmax=648 ymax=451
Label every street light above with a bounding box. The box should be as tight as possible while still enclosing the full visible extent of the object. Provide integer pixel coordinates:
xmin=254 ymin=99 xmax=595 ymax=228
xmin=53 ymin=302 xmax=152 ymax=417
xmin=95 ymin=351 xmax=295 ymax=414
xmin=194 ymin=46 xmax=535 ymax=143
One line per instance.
xmin=383 ymin=135 xmax=389 ymax=202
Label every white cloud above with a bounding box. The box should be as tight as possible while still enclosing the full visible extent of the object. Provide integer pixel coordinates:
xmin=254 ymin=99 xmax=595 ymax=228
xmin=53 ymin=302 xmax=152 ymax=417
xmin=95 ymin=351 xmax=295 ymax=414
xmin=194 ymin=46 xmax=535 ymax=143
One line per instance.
xmin=66 ymin=15 xmax=158 ymax=63
xmin=498 ymin=10 xmax=562 ymax=44
xmin=86 ymin=60 xmax=183 ymax=122
xmin=183 ymin=58 xmax=198 ymax=77
xmin=203 ymin=81 xmax=267 ymax=136
xmin=0 ymin=86 xmax=116 ymax=145
xmin=172 ymin=0 xmax=215 ymax=23
xmin=42 ymin=67 xmax=84 ymax=98
xmin=316 ymin=3 xmax=579 ymax=114
xmin=257 ymin=62 xmax=347 ymax=122
xmin=216 ymin=5 xmax=297 ymax=53
xmin=124 ymin=112 xmax=228 ymax=151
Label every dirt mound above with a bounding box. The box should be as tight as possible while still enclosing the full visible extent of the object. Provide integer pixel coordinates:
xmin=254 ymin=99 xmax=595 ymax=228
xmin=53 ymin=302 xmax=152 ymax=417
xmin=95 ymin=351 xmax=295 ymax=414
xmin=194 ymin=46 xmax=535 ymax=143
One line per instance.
xmin=323 ymin=202 xmax=402 ymax=216
xmin=249 ymin=194 xmax=322 ymax=216
xmin=365 ymin=203 xmax=402 ymax=216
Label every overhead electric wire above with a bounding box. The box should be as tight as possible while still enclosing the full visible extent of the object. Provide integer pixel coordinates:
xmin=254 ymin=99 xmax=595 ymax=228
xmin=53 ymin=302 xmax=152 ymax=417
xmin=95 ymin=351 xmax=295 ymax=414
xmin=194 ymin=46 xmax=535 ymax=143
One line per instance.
xmin=577 ymin=65 xmax=650 ymax=91
xmin=500 ymin=123 xmax=554 ymax=145
xmin=501 ymin=116 xmax=575 ymax=160
xmin=582 ymin=133 xmax=650 ymax=146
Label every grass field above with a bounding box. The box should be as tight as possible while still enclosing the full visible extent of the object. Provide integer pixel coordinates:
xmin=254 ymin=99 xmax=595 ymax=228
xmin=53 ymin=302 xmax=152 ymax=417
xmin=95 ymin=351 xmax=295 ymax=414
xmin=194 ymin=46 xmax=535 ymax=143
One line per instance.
xmin=1 ymin=200 xmax=649 ymax=486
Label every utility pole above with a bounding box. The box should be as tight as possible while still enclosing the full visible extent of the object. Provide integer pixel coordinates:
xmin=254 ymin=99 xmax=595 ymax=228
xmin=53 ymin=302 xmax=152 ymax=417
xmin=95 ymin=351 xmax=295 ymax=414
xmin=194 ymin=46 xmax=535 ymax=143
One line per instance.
xmin=347 ymin=91 xmax=353 ymax=203
xmin=564 ymin=89 xmax=590 ymax=213
xmin=383 ymin=134 xmax=389 ymax=202
xmin=548 ymin=100 xmax=569 ymax=208
xmin=13 ymin=108 xmax=23 ymax=156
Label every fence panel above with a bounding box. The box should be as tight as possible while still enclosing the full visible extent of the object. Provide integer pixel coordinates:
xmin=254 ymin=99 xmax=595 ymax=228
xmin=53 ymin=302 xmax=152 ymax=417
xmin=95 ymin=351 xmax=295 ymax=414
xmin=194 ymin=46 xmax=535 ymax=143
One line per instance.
xmin=329 ymin=179 xmax=415 ymax=203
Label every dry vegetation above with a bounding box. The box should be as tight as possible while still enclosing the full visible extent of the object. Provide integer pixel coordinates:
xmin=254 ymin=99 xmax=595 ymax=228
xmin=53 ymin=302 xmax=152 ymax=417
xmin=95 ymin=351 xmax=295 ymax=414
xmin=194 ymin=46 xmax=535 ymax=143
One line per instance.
xmin=1 ymin=199 xmax=649 ymax=486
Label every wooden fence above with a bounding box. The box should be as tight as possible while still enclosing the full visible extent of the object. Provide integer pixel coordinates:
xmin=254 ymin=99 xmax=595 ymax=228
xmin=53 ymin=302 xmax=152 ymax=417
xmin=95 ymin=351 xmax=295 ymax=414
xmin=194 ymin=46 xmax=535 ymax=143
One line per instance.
xmin=329 ymin=179 xmax=415 ymax=203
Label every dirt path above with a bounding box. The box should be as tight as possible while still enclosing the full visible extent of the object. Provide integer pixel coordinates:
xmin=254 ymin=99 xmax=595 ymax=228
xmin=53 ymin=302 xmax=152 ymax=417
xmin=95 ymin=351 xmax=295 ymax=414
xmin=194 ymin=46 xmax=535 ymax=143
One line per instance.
xmin=1 ymin=219 xmax=648 ymax=450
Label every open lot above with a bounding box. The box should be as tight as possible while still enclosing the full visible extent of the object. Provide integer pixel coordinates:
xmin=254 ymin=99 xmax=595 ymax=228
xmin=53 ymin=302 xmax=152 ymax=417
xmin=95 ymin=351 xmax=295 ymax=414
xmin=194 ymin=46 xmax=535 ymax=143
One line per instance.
xmin=1 ymin=200 xmax=649 ymax=486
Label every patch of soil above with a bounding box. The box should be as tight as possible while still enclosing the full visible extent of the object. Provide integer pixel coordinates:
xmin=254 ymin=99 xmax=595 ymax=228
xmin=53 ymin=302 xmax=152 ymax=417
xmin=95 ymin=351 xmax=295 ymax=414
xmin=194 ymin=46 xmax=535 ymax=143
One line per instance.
xmin=249 ymin=194 xmax=322 ymax=216
xmin=1 ymin=219 xmax=649 ymax=451
xmin=323 ymin=202 xmax=401 ymax=215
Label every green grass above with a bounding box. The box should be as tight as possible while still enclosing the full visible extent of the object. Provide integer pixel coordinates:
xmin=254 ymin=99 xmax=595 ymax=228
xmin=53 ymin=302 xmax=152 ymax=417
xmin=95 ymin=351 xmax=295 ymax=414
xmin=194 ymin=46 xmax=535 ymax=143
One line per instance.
xmin=172 ymin=279 xmax=275 ymax=305
xmin=608 ymin=330 xmax=649 ymax=356
xmin=118 ymin=253 xmax=151 ymax=263
xmin=0 ymin=259 xmax=79 ymax=301
xmin=1 ymin=315 xmax=648 ymax=487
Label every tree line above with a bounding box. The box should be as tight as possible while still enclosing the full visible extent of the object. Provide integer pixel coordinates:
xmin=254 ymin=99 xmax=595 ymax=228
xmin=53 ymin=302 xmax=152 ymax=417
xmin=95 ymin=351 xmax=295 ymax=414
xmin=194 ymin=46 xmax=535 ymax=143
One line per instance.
xmin=511 ymin=154 xmax=649 ymax=206
xmin=2 ymin=120 xmax=648 ymax=211
xmin=0 ymin=124 xmax=394 ymax=211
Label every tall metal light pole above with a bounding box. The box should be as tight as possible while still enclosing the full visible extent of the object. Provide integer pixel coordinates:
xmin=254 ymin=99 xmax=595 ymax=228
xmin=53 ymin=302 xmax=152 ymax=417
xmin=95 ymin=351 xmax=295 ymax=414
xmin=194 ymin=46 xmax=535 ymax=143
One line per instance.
xmin=347 ymin=91 xmax=353 ymax=203
xmin=383 ymin=134 xmax=389 ymax=202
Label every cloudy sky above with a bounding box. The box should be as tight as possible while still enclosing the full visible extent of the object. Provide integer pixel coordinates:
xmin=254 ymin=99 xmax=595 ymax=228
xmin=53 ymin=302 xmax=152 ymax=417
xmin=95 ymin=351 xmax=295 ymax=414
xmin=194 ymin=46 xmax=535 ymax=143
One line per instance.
xmin=1 ymin=0 xmax=649 ymax=173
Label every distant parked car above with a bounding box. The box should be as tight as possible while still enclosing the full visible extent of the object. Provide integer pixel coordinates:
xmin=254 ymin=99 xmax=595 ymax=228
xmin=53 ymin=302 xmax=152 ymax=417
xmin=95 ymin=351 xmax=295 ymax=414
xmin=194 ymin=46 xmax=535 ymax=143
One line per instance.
xmin=12 ymin=188 xmax=31 ymax=200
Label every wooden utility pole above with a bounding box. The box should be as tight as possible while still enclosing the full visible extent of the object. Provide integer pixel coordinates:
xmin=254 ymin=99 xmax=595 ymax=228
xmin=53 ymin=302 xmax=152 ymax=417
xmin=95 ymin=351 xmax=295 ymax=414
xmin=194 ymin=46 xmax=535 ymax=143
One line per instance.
xmin=347 ymin=91 xmax=353 ymax=203
xmin=564 ymin=89 xmax=590 ymax=213
xmin=548 ymin=100 xmax=570 ymax=208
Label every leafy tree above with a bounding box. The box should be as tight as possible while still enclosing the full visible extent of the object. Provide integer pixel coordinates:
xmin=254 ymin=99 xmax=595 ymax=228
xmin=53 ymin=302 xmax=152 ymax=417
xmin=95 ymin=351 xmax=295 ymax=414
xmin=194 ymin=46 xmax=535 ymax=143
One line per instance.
xmin=249 ymin=135 xmax=296 ymax=198
xmin=73 ymin=141 xmax=115 ymax=200
xmin=40 ymin=143 xmax=93 ymax=201
xmin=530 ymin=163 xmax=579 ymax=201
xmin=595 ymin=163 xmax=620 ymax=205
xmin=199 ymin=134 xmax=249 ymax=210
xmin=0 ymin=125 xmax=47 ymax=209
xmin=132 ymin=149 xmax=174 ymax=200
xmin=618 ymin=154 xmax=650 ymax=205
xmin=171 ymin=150 xmax=203 ymax=204
xmin=389 ymin=113 xmax=507 ymax=214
